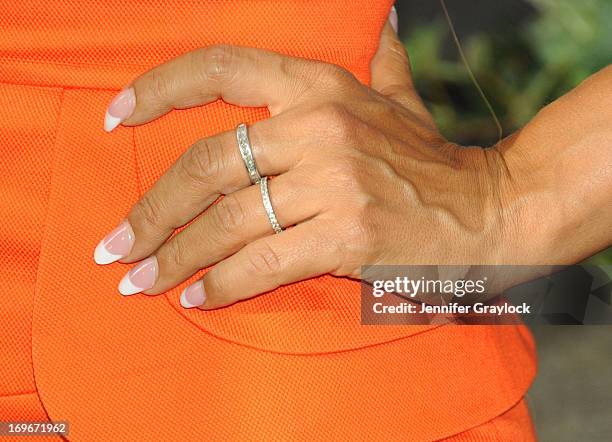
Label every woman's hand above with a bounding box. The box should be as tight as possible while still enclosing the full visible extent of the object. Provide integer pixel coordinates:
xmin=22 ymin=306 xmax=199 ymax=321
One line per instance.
xmin=94 ymin=18 xmax=611 ymax=309
xmin=94 ymin=21 xmax=513 ymax=309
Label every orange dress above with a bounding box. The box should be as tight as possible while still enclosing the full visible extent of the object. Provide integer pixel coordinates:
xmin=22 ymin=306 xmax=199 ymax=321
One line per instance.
xmin=0 ymin=1 xmax=537 ymax=440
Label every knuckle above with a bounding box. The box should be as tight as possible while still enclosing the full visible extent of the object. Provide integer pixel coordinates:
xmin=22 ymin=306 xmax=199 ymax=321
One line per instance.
xmin=213 ymin=194 xmax=247 ymax=235
xmin=134 ymin=194 xmax=165 ymax=231
xmin=317 ymin=102 xmax=356 ymax=145
xmin=147 ymin=68 xmax=173 ymax=104
xmin=324 ymin=151 xmax=363 ymax=187
xmin=203 ymin=272 xmax=227 ymax=307
xmin=329 ymin=237 xmax=352 ymax=277
xmin=319 ymin=63 xmax=356 ymax=88
xmin=180 ymin=139 xmax=221 ymax=186
xmin=278 ymin=54 xmax=295 ymax=79
xmin=312 ymin=223 xmax=344 ymax=272
xmin=201 ymin=44 xmax=238 ymax=83
xmin=341 ymin=214 xmax=373 ymax=261
xmin=164 ymin=236 xmax=191 ymax=270
xmin=351 ymin=204 xmax=373 ymax=239
xmin=245 ymin=241 xmax=282 ymax=277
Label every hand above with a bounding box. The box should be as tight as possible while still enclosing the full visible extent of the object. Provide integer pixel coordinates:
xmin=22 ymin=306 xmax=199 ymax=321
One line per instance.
xmin=94 ymin=18 xmax=611 ymax=309
xmin=94 ymin=20 xmax=513 ymax=309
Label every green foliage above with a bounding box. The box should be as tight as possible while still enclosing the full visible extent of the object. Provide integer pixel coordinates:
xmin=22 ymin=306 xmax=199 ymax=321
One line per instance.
xmin=404 ymin=0 xmax=611 ymax=264
xmin=527 ymin=0 xmax=611 ymax=75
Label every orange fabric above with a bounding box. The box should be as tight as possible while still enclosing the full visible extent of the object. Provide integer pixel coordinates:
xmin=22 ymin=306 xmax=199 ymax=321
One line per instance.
xmin=0 ymin=1 xmax=537 ymax=440
xmin=441 ymin=399 xmax=536 ymax=441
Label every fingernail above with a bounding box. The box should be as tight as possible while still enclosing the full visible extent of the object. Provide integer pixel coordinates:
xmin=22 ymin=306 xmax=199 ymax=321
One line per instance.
xmin=389 ymin=5 xmax=398 ymax=33
xmin=104 ymin=87 xmax=135 ymax=132
xmin=180 ymin=280 xmax=206 ymax=309
xmin=118 ymin=256 xmax=158 ymax=296
xmin=94 ymin=219 xmax=135 ymax=265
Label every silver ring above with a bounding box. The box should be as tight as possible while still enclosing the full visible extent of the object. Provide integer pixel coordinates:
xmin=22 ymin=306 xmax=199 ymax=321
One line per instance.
xmin=236 ymin=123 xmax=262 ymax=184
xmin=259 ymin=177 xmax=283 ymax=234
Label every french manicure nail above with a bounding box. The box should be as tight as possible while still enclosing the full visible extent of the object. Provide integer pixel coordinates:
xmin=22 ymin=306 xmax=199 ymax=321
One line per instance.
xmin=180 ymin=280 xmax=206 ymax=309
xmin=94 ymin=219 xmax=135 ymax=265
xmin=104 ymin=87 xmax=136 ymax=132
xmin=118 ymin=256 xmax=158 ymax=296
xmin=389 ymin=5 xmax=398 ymax=33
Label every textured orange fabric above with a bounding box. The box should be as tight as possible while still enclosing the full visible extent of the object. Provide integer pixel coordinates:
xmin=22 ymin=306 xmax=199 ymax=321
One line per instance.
xmin=0 ymin=1 xmax=537 ymax=440
xmin=441 ymin=399 xmax=536 ymax=441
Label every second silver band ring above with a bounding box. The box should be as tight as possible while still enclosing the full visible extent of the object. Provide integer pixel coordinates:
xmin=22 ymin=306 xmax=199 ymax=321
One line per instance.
xmin=236 ymin=123 xmax=262 ymax=184
xmin=259 ymin=177 xmax=283 ymax=234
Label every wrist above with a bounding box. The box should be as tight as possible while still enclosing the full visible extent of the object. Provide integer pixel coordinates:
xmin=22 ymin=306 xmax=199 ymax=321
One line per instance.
xmin=483 ymin=66 xmax=612 ymax=264
xmin=445 ymin=144 xmax=519 ymax=265
xmin=493 ymin=122 xmax=612 ymax=264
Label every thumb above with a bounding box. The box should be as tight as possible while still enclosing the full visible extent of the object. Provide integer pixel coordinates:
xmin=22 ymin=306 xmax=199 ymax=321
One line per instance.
xmin=371 ymin=6 xmax=413 ymax=99
xmin=371 ymin=6 xmax=431 ymax=119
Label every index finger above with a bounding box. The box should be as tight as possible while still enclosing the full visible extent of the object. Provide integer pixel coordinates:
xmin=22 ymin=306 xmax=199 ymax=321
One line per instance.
xmin=104 ymin=44 xmax=336 ymax=131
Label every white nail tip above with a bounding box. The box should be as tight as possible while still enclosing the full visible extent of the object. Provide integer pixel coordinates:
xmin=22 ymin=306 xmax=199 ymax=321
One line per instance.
xmin=180 ymin=288 xmax=198 ymax=309
xmin=94 ymin=241 xmax=123 ymax=265
xmin=118 ymin=274 xmax=142 ymax=296
xmin=104 ymin=112 xmax=122 ymax=132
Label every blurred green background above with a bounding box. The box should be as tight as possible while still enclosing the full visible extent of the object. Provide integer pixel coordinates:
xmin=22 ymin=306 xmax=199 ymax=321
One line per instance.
xmin=397 ymin=0 xmax=611 ymax=265
xmin=396 ymin=1 xmax=611 ymax=441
